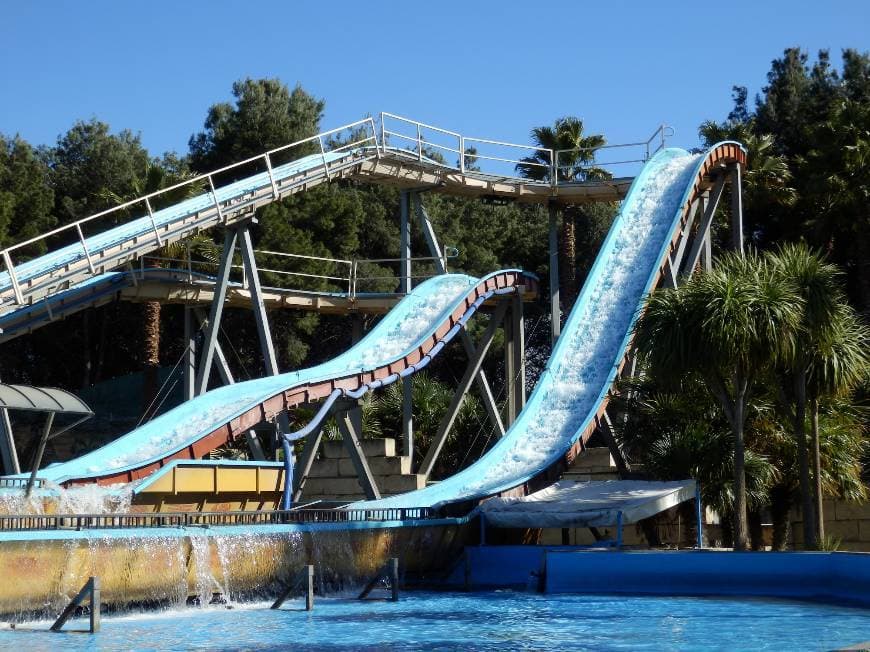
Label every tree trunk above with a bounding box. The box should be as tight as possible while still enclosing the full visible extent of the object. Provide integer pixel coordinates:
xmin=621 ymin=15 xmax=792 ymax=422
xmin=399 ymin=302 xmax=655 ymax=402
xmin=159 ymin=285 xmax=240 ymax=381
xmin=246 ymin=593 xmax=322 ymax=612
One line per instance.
xmin=559 ymin=206 xmax=577 ymax=315
xmin=811 ymin=398 xmax=825 ymax=541
xmin=720 ymin=512 xmax=734 ymax=549
xmin=769 ymin=484 xmax=792 ymax=550
xmin=794 ymin=370 xmax=816 ymax=549
xmin=142 ymin=300 xmax=161 ymax=418
xmin=732 ymin=398 xmax=749 ymax=551
xmin=748 ymin=509 xmax=764 ymax=550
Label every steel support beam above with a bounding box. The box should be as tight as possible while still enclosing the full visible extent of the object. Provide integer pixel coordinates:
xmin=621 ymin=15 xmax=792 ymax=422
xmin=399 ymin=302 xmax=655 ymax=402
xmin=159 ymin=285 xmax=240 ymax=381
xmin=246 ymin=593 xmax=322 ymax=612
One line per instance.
xmin=548 ymin=202 xmax=560 ymax=343
xmin=25 ymin=412 xmax=54 ymax=497
xmin=504 ymin=292 xmax=525 ymax=425
xmin=292 ymin=420 xmax=326 ymax=503
xmin=411 ymin=193 xmax=446 ymax=274
xmin=192 ymin=307 xmax=265 ymax=460
xmin=731 ymin=163 xmax=744 ymax=253
xmin=596 ymin=409 xmax=631 ymax=475
xmin=336 ymin=405 xmax=381 ymax=500
xmin=0 ymin=373 xmax=19 ymax=475
xmin=663 ymin=197 xmax=702 ymax=288
xmin=238 ymin=225 xmax=279 ymax=376
xmin=399 ymin=191 xmax=414 ymax=461
xmin=680 ymin=175 xmax=727 ymax=279
xmin=183 ymin=306 xmax=196 ymax=402
xmin=194 ymin=229 xmax=237 ymax=395
xmin=419 ymin=299 xmax=509 ymax=479
xmin=410 ymin=191 xmax=505 ymax=440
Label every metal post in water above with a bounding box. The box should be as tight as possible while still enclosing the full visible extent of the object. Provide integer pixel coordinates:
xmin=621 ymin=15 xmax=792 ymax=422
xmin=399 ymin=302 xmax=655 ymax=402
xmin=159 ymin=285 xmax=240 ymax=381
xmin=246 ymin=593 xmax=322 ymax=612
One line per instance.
xmin=90 ymin=576 xmax=101 ymax=633
xmin=390 ymin=557 xmax=399 ymax=602
xmin=616 ymin=511 xmax=623 ymax=549
xmin=305 ymin=564 xmax=314 ymax=611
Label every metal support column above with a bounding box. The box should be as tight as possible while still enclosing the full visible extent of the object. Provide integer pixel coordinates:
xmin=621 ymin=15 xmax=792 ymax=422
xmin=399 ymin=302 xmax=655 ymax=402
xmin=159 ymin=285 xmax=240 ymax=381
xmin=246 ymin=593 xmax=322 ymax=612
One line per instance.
xmin=0 ymin=372 xmax=20 ymax=475
xmin=596 ymin=410 xmax=631 ymax=475
xmin=511 ymin=292 xmax=525 ymax=418
xmin=292 ymin=420 xmax=326 ymax=503
xmin=183 ymin=306 xmax=196 ymax=402
xmin=419 ymin=299 xmax=509 ymax=479
xmin=399 ymin=191 xmax=414 ymax=462
xmin=238 ymin=225 xmax=279 ymax=376
xmin=336 ymin=405 xmax=381 ymax=500
xmin=192 ymin=308 xmax=265 ymax=460
xmin=194 ymin=229 xmax=237 ymax=396
xmin=410 ymin=191 xmax=505 ymax=438
xmin=504 ymin=294 xmax=525 ymax=427
xmin=25 ymin=412 xmax=54 ymax=497
xmin=680 ymin=176 xmax=726 ymax=279
xmin=731 ymin=163 xmax=744 ymax=254
xmin=548 ymin=202 xmax=560 ymax=343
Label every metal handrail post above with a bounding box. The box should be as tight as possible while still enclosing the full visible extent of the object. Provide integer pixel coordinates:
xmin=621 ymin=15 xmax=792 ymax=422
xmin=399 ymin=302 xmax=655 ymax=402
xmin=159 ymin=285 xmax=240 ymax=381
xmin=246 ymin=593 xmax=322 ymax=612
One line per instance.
xmin=416 ymin=123 xmax=423 ymax=162
xmin=144 ymin=197 xmax=163 ymax=247
xmin=2 ymin=251 xmax=24 ymax=305
xmin=75 ymin=223 xmax=97 ymax=274
xmin=459 ymin=135 xmax=465 ymax=174
xmin=318 ymin=136 xmax=330 ymax=181
xmin=208 ymin=174 xmax=225 ymax=223
xmin=264 ymin=153 xmax=279 ymax=198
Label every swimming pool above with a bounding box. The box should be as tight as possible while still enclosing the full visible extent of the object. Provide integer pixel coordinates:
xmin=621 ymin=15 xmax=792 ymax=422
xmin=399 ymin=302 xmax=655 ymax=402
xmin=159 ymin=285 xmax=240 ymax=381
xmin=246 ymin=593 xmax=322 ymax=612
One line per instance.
xmin=2 ymin=590 xmax=868 ymax=651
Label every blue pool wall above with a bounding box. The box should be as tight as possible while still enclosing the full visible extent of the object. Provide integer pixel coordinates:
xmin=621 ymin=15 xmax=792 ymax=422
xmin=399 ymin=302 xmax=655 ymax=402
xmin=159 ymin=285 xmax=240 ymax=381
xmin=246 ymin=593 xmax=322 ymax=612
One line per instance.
xmin=453 ymin=546 xmax=870 ymax=606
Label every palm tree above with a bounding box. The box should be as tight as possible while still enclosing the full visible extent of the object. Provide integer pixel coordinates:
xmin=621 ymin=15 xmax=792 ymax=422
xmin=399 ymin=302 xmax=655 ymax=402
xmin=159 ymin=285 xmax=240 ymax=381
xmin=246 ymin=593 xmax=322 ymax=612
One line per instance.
xmin=516 ymin=117 xmax=608 ymax=311
xmin=614 ymin=375 xmax=777 ymax=548
xmin=633 ymin=251 xmax=803 ymax=550
xmin=805 ymin=307 xmax=870 ymax=539
xmin=100 ymin=158 xmax=210 ymax=414
xmin=767 ymin=243 xmax=863 ymax=547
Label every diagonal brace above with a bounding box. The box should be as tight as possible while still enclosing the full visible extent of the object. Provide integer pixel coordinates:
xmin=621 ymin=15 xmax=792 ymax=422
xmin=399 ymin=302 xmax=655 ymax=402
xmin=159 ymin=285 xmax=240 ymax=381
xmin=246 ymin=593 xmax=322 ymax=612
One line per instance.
xmin=419 ymin=299 xmax=509 ymax=478
xmin=680 ymin=174 xmax=727 ymax=279
xmin=336 ymin=406 xmax=381 ymax=500
xmin=410 ymin=192 xmax=505 ymax=438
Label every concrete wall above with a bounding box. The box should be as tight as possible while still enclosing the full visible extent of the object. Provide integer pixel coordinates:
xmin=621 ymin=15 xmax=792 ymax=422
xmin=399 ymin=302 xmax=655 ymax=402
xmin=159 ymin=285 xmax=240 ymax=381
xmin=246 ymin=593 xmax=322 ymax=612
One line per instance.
xmin=791 ymin=499 xmax=870 ymax=551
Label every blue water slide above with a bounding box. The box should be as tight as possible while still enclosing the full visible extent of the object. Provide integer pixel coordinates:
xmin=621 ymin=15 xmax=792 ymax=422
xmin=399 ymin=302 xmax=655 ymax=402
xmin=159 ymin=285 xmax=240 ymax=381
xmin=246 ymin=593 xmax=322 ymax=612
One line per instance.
xmin=25 ymin=271 xmax=526 ymax=485
xmin=0 ymin=151 xmax=351 ymax=299
xmin=359 ymin=145 xmax=739 ymax=509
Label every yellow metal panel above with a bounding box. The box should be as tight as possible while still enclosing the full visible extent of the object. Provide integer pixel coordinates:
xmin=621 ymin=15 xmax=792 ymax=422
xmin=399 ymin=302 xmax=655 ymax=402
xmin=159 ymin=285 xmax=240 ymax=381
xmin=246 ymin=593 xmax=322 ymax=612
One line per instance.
xmin=216 ymin=468 xmax=257 ymax=493
xmin=258 ymin=467 xmax=284 ymax=492
xmin=175 ymin=467 xmax=215 ymax=493
xmin=138 ymin=472 xmax=174 ymax=494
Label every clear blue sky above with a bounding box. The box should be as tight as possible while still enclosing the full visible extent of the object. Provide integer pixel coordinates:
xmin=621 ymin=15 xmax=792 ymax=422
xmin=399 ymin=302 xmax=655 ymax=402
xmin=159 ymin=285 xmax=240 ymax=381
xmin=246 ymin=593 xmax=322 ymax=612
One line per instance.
xmin=2 ymin=1 xmax=868 ymax=157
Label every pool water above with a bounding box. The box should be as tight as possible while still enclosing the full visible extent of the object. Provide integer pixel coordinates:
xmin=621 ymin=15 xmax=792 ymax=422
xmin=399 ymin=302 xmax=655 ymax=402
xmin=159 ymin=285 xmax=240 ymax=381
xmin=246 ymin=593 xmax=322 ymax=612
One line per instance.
xmin=1 ymin=591 xmax=868 ymax=651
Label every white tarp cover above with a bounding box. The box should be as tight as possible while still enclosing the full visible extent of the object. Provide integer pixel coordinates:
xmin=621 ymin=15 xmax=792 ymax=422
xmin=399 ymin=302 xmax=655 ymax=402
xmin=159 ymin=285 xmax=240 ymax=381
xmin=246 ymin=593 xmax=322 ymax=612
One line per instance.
xmin=478 ymin=479 xmax=696 ymax=528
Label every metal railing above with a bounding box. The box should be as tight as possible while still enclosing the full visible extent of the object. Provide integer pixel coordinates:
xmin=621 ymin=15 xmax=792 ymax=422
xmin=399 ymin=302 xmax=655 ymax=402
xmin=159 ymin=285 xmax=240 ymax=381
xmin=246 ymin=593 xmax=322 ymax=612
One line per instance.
xmin=0 ymin=477 xmax=44 ymax=489
xmin=0 ymin=111 xmax=671 ymax=308
xmin=0 ymin=506 xmax=437 ymax=532
xmin=553 ymin=124 xmax=675 ymax=180
xmin=139 ymin=247 xmax=460 ymax=299
xmin=0 ymin=117 xmax=379 ymax=306
xmin=379 ymin=111 xmax=673 ymax=184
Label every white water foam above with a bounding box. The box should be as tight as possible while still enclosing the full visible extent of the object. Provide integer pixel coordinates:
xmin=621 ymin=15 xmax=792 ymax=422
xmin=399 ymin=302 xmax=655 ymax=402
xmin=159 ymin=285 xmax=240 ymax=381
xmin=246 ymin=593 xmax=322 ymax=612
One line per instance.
xmin=362 ymin=149 xmax=701 ymax=507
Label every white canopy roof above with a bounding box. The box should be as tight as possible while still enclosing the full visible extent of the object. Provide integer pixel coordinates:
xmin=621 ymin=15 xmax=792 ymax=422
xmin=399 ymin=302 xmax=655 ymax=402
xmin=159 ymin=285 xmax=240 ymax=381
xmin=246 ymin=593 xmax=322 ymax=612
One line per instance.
xmin=478 ymin=479 xmax=696 ymax=528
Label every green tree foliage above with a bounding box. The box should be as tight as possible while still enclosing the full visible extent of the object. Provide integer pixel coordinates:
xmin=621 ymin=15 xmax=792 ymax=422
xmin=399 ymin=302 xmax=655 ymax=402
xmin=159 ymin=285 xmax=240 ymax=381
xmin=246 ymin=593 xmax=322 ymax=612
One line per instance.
xmin=189 ymin=78 xmax=325 ymax=172
xmin=0 ymin=135 xmax=55 ymax=258
xmin=516 ymin=117 xmax=613 ymax=311
xmin=633 ymin=251 xmax=803 ymax=550
xmin=47 ymin=118 xmax=150 ymax=226
xmin=701 ymin=48 xmax=870 ymax=313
